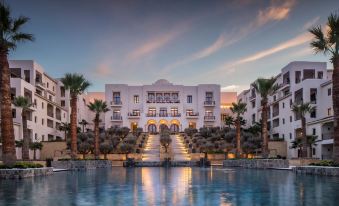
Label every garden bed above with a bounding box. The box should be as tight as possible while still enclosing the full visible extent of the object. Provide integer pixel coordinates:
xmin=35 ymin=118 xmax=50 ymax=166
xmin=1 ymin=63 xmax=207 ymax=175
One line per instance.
xmin=0 ymin=162 xmax=52 ymax=179
xmin=51 ymin=159 xmax=112 ymax=170
xmin=223 ymin=159 xmax=289 ymax=169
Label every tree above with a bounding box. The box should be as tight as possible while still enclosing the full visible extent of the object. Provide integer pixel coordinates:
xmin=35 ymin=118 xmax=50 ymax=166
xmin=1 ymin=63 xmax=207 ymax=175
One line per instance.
xmin=230 ymin=100 xmax=247 ymax=158
xmin=252 ymin=77 xmax=279 ymax=158
xmin=309 ymin=13 xmax=339 ymax=162
xmin=184 ymin=128 xmax=198 ymax=139
xmin=307 ymin=135 xmax=319 ymax=158
xmin=224 ymin=115 xmax=234 ymax=129
xmin=29 ymin=142 xmax=43 ymax=160
xmin=160 ymin=133 xmax=172 ymax=153
xmin=77 ymin=132 xmax=94 ymax=159
xmin=79 ymin=119 xmax=88 ymax=133
xmin=0 ymin=2 xmax=34 ymax=166
xmin=99 ymin=142 xmax=113 ymax=159
xmin=292 ymin=102 xmax=314 ymax=157
xmin=119 ymin=143 xmax=134 ymax=160
xmin=58 ymin=122 xmax=70 ymax=141
xmin=61 ymin=73 xmax=91 ymax=159
xmin=290 ymin=138 xmax=303 ymax=157
xmin=13 ymin=96 xmax=32 ymax=160
xmin=87 ymin=99 xmax=109 ymax=159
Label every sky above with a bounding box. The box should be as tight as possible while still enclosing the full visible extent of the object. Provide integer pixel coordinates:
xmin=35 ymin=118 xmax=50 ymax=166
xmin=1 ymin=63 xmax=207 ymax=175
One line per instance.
xmin=7 ymin=0 xmax=339 ymax=93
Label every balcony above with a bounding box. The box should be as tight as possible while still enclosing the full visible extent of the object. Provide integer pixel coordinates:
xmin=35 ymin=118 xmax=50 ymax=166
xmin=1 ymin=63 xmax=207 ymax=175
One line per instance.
xmin=110 ymin=100 xmax=122 ymax=107
xmin=204 ymin=116 xmax=215 ymax=121
xmin=204 ymin=100 xmax=215 ymax=106
xmin=127 ymin=113 xmax=140 ymax=118
xmin=146 ymin=113 xmax=157 ymax=117
xmin=111 ymin=115 xmax=122 ymax=121
xmin=146 ymin=99 xmax=180 ymax=103
xmin=159 ymin=113 xmax=168 ymax=117
xmin=186 ymin=113 xmax=199 ymax=118
xmin=322 ymin=133 xmax=333 ymax=140
xmin=35 ymin=81 xmax=46 ymax=89
xmin=170 ymin=113 xmax=181 ymax=117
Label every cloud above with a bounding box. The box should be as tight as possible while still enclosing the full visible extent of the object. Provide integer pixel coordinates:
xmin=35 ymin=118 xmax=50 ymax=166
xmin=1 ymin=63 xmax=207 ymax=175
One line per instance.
xmin=161 ymin=0 xmax=296 ymax=74
xmin=221 ymin=84 xmax=249 ymax=93
xmin=127 ymin=22 xmax=190 ymax=61
xmin=255 ymin=0 xmax=296 ymax=26
xmin=214 ymin=32 xmax=312 ymax=75
xmin=302 ymin=16 xmax=320 ymax=30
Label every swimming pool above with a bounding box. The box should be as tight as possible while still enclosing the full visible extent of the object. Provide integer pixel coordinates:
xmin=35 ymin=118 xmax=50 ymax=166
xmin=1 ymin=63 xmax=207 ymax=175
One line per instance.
xmin=1 ymin=167 xmax=338 ymax=205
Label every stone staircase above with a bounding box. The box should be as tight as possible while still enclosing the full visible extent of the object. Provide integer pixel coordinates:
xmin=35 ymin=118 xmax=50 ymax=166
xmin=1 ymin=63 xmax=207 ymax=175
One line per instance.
xmin=142 ymin=135 xmax=160 ymax=162
xmin=171 ymin=135 xmax=191 ymax=161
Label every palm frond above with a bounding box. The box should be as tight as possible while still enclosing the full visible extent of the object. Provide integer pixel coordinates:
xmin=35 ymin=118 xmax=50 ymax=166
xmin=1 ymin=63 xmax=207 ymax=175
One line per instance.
xmin=309 ymin=26 xmax=330 ymax=54
xmin=11 ymin=32 xmax=34 ymax=42
xmin=12 ymin=16 xmax=29 ymax=32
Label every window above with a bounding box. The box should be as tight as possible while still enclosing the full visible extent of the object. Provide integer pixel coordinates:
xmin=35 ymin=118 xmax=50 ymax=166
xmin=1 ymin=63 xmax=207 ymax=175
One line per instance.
xmin=49 ymin=95 xmax=52 ymax=101
xmin=53 ymin=86 xmax=55 ymax=91
xmin=310 ymin=88 xmax=317 ymax=104
xmin=133 ymin=95 xmax=139 ymax=104
xmin=42 ymin=118 xmax=44 ymax=125
xmin=273 ymin=95 xmax=276 ymax=101
xmin=205 ymin=92 xmax=213 ymax=102
xmin=47 ymin=82 xmax=49 ymax=88
xmin=12 ymin=109 xmax=16 ymax=118
xmin=310 ymin=108 xmax=316 ymax=118
xmin=187 ymin=95 xmax=192 ymax=103
xmin=42 ymin=135 xmax=45 ymax=141
xmin=290 ymin=116 xmax=292 ymax=122
xmin=252 ymin=114 xmax=255 ymax=124
xmin=61 ymin=86 xmax=65 ymax=97
xmin=251 ymin=101 xmax=255 ymax=108
xmin=289 ymin=133 xmax=292 ymax=139
xmin=24 ymin=70 xmax=30 ymax=83
xmin=34 ymin=116 xmax=37 ymax=123
xmin=313 ymin=148 xmax=316 ymax=155
xmin=186 ymin=109 xmax=193 ymax=116
xmin=47 ymin=119 xmax=53 ymax=128
xmin=328 ymin=88 xmax=332 ymax=96
xmin=273 ymin=118 xmax=279 ymax=127
xmin=317 ymin=71 xmax=323 ymax=79
xmin=282 ymin=118 xmax=285 ymax=124
xmin=282 ymin=102 xmax=285 ymax=108
xmin=312 ymin=128 xmax=316 ymax=135
xmin=61 ymin=100 xmax=65 ymax=107
xmin=159 ymin=108 xmax=167 ymax=117
xmin=295 ymin=71 xmax=301 ymax=83
xmin=42 ymin=102 xmax=44 ymax=109
xmin=171 ymin=107 xmax=179 ymax=116
xmin=113 ymin=92 xmax=121 ymax=104
xmin=148 ymin=108 xmax=156 ymax=116
xmin=35 ymin=133 xmax=38 ymax=140
xmin=328 ymin=108 xmax=332 ymax=116
xmin=132 ymin=110 xmax=140 ymax=116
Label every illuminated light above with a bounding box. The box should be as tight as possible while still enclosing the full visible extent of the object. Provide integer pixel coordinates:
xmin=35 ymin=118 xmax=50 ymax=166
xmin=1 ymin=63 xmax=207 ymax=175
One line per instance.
xmin=227 ymin=153 xmax=235 ymax=159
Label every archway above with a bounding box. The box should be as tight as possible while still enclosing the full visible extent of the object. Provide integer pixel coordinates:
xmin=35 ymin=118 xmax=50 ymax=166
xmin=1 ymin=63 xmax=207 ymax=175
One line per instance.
xmin=148 ymin=124 xmax=157 ymax=133
xmin=170 ymin=124 xmax=179 ymax=133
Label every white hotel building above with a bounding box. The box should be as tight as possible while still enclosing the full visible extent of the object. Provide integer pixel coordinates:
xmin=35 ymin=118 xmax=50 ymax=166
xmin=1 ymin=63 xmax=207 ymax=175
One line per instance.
xmin=105 ymin=79 xmax=221 ymax=133
xmin=238 ymin=61 xmax=334 ymax=159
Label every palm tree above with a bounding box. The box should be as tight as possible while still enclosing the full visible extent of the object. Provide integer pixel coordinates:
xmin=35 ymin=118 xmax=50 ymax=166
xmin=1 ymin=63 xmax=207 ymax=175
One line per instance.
xmin=0 ymin=2 xmax=34 ymax=166
xmin=13 ymin=96 xmax=32 ymax=160
xmin=290 ymin=138 xmax=303 ymax=157
xmin=58 ymin=122 xmax=70 ymax=141
xmin=61 ymin=73 xmax=91 ymax=159
xmin=252 ymin=77 xmax=279 ymax=158
xmin=29 ymin=142 xmax=43 ymax=160
xmin=79 ymin=119 xmax=88 ymax=133
xmin=224 ymin=115 xmax=234 ymax=129
xmin=230 ymin=100 xmax=247 ymax=158
xmin=291 ymin=102 xmax=314 ymax=158
xmin=309 ymin=13 xmax=339 ymax=162
xmin=87 ymin=99 xmax=109 ymax=159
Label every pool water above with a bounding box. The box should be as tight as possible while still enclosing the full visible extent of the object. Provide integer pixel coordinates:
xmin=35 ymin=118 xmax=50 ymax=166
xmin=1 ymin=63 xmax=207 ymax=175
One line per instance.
xmin=1 ymin=167 xmax=339 ymax=205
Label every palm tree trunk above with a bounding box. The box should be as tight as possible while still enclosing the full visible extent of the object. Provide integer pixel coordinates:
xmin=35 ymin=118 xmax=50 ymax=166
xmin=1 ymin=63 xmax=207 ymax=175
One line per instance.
xmin=33 ymin=149 xmax=36 ymax=160
xmin=261 ymin=101 xmax=269 ymax=158
xmin=0 ymin=50 xmax=16 ymax=166
xmin=236 ymin=119 xmax=241 ymax=158
xmin=70 ymin=95 xmax=78 ymax=159
xmin=301 ymin=117 xmax=307 ymax=158
xmin=94 ymin=116 xmax=99 ymax=159
xmin=333 ymin=56 xmax=339 ymax=163
xmin=22 ymin=110 xmax=30 ymax=160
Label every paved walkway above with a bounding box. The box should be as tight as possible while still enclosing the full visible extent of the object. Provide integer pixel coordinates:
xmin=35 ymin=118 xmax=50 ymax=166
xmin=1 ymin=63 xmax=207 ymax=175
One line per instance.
xmin=171 ymin=135 xmax=191 ymax=161
xmin=142 ymin=135 xmax=160 ymax=161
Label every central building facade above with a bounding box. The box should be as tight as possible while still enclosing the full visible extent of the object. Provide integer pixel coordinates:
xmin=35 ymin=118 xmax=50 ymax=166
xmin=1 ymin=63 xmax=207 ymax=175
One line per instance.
xmin=105 ymin=79 xmax=220 ymax=132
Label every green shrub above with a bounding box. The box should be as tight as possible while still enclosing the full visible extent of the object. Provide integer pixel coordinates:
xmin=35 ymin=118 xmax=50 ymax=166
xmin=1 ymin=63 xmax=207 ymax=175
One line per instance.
xmin=310 ymin=160 xmax=339 ymax=167
xmin=0 ymin=162 xmax=43 ymax=169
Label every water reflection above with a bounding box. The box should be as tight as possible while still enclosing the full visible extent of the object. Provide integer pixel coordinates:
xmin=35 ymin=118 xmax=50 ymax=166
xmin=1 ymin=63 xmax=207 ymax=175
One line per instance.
xmin=0 ymin=167 xmax=339 ymax=205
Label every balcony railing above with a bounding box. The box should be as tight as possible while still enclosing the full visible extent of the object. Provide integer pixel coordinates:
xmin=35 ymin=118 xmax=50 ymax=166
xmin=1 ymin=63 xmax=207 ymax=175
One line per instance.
xmin=272 ymin=111 xmax=279 ymax=117
xmin=35 ymin=81 xmax=46 ymax=88
xmin=111 ymin=115 xmax=122 ymax=121
xmin=111 ymin=100 xmax=122 ymax=106
xmin=322 ymin=133 xmax=333 ymax=140
xmin=128 ymin=112 xmax=140 ymax=117
xmin=204 ymin=116 xmax=215 ymax=121
xmin=171 ymin=113 xmax=181 ymax=117
xmin=204 ymin=101 xmax=215 ymax=106
xmin=186 ymin=112 xmax=199 ymax=118
xmin=146 ymin=99 xmax=180 ymax=103
xmin=146 ymin=113 xmax=157 ymax=117
xmin=159 ymin=113 xmax=168 ymax=117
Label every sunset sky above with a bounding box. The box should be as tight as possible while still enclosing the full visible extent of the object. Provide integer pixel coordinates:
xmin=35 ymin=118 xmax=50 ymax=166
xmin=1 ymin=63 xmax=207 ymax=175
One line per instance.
xmin=8 ymin=0 xmax=339 ymax=93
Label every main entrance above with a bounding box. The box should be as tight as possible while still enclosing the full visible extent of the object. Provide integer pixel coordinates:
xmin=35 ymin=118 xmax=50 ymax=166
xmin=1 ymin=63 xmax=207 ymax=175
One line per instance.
xmin=148 ymin=124 xmax=157 ymax=133
xmin=170 ymin=124 xmax=179 ymax=133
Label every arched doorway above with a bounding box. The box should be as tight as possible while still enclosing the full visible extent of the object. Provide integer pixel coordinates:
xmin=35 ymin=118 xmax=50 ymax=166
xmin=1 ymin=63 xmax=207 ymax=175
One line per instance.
xmin=170 ymin=124 xmax=179 ymax=133
xmin=148 ymin=124 xmax=157 ymax=133
xmin=159 ymin=124 xmax=169 ymax=132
